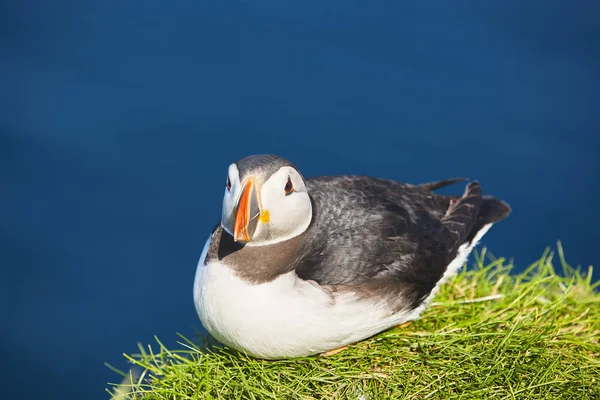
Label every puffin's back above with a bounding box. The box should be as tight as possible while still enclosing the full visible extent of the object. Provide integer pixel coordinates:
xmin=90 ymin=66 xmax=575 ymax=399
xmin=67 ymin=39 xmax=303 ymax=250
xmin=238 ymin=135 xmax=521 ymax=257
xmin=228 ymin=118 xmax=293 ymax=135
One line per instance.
xmin=296 ymin=175 xmax=510 ymax=309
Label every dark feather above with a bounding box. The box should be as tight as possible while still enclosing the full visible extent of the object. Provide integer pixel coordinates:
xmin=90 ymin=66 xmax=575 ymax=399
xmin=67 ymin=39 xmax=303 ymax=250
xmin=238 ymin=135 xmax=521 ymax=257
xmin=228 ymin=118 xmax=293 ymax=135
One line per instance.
xmin=293 ymin=176 xmax=509 ymax=310
xmin=465 ymin=196 xmax=511 ymax=244
xmin=440 ymin=181 xmax=482 ymax=251
xmin=235 ymin=154 xmax=300 ymax=182
xmin=419 ymin=177 xmax=469 ymax=191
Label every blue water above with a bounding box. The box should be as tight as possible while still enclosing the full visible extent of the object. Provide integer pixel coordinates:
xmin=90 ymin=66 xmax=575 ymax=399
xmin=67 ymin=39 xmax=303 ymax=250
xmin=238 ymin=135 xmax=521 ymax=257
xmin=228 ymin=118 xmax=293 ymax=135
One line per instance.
xmin=2 ymin=1 xmax=598 ymax=399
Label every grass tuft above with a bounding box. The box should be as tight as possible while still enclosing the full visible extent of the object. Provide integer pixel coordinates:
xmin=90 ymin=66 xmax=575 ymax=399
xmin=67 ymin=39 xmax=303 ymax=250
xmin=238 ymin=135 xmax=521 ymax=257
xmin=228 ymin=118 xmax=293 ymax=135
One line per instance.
xmin=107 ymin=244 xmax=599 ymax=399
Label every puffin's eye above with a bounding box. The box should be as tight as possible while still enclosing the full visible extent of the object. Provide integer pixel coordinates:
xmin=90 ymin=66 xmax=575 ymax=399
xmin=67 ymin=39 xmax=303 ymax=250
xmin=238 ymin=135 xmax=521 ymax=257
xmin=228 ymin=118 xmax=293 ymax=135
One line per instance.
xmin=226 ymin=177 xmax=232 ymax=191
xmin=284 ymin=176 xmax=294 ymax=195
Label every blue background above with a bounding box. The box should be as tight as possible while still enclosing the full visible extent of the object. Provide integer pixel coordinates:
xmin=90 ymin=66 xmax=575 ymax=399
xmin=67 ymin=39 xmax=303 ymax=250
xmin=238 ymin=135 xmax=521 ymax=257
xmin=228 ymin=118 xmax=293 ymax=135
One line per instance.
xmin=2 ymin=1 xmax=598 ymax=399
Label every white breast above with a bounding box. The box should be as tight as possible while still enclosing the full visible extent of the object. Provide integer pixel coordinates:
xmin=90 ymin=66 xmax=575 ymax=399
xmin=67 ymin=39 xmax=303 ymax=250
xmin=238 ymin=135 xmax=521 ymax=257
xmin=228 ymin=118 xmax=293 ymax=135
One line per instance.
xmin=192 ymin=238 xmax=406 ymax=359
xmin=192 ymin=223 xmax=493 ymax=359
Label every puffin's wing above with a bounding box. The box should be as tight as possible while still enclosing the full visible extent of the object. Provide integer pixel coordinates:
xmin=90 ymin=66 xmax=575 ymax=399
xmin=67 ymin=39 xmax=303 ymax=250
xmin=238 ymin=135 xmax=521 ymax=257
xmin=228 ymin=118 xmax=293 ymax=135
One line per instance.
xmin=439 ymin=181 xmax=482 ymax=253
xmin=298 ymin=176 xmax=509 ymax=308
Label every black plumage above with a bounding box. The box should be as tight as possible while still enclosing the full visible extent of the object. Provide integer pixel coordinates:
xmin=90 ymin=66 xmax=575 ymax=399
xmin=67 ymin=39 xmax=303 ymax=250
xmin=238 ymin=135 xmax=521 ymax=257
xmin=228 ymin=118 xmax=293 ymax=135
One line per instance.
xmin=235 ymin=154 xmax=300 ymax=183
xmin=296 ymin=176 xmax=509 ymax=309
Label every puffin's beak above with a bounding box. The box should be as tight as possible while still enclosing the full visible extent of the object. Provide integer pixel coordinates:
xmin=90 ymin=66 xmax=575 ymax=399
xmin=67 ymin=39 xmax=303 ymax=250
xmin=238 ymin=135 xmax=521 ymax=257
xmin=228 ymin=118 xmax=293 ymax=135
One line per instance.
xmin=233 ymin=178 xmax=261 ymax=243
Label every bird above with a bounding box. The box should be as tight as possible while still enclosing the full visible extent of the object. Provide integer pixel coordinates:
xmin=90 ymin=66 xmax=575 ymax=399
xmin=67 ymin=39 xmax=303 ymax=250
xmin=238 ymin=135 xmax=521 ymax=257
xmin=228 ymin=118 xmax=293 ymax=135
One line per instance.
xmin=193 ymin=154 xmax=511 ymax=360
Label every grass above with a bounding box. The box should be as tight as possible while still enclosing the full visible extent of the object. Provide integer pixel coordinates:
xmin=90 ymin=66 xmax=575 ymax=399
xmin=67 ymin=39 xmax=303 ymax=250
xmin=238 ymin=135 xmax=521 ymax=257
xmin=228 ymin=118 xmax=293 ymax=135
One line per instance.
xmin=107 ymin=243 xmax=599 ymax=399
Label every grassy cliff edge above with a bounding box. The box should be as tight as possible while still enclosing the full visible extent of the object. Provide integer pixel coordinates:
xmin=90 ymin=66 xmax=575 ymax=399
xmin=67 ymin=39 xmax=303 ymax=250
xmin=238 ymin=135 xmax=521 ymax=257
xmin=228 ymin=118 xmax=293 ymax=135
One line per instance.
xmin=107 ymin=244 xmax=599 ymax=399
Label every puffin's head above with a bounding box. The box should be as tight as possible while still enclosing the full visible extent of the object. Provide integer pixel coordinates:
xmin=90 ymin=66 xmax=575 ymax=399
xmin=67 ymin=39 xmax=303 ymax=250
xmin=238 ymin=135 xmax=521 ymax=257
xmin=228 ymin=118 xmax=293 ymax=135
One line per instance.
xmin=221 ymin=154 xmax=312 ymax=246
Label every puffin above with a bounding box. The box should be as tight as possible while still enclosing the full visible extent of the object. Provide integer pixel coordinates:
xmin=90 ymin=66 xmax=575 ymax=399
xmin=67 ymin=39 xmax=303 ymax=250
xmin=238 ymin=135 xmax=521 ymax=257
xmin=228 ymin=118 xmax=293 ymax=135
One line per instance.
xmin=193 ymin=154 xmax=511 ymax=360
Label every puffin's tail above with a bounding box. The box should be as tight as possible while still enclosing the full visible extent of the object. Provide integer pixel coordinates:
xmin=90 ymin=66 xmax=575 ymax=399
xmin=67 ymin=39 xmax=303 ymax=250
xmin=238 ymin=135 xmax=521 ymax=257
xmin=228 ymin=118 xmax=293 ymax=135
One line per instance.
xmin=465 ymin=195 xmax=511 ymax=244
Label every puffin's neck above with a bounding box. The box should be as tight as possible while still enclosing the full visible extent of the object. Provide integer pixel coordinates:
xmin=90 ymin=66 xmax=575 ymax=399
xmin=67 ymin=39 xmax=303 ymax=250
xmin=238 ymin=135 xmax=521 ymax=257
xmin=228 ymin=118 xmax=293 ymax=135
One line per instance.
xmin=205 ymin=226 xmax=310 ymax=284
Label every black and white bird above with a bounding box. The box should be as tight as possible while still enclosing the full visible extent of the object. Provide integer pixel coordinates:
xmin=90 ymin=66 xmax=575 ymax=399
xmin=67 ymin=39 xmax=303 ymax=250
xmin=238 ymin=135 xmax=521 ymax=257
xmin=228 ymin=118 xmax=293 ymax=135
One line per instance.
xmin=193 ymin=154 xmax=511 ymax=359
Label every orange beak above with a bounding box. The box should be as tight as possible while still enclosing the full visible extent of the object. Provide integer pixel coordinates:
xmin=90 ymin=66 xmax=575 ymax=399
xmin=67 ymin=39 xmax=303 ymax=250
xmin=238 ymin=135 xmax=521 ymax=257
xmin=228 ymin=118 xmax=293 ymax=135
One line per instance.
xmin=233 ymin=178 xmax=261 ymax=243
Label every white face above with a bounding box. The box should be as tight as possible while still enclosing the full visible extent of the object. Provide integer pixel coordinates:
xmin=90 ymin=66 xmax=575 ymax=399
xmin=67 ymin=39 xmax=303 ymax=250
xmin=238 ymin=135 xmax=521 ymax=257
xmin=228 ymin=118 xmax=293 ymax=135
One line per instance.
xmin=221 ymin=164 xmax=312 ymax=246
